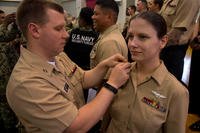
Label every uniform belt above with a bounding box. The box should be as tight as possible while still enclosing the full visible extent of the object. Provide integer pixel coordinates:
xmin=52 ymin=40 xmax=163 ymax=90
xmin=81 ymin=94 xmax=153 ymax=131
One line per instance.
xmin=0 ymin=94 xmax=7 ymax=103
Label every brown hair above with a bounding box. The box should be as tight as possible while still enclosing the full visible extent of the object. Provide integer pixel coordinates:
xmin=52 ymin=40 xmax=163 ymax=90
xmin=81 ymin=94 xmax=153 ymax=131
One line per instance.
xmin=17 ymin=0 xmax=64 ymax=38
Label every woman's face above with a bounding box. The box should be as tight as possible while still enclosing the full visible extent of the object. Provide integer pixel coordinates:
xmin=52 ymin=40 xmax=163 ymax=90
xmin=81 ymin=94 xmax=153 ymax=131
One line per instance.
xmin=127 ymin=18 xmax=166 ymax=63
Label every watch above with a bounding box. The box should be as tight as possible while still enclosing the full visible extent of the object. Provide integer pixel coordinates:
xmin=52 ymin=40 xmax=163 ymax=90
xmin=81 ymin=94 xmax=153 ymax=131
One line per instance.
xmin=103 ymin=82 xmax=118 ymax=94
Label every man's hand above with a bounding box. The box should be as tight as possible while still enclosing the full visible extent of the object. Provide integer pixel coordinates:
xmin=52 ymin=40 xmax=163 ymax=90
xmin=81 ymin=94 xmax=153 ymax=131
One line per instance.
xmin=190 ymin=35 xmax=200 ymax=50
xmin=167 ymin=28 xmax=185 ymax=46
xmin=102 ymin=53 xmax=128 ymax=68
xmin=107 ymin=62 xmax=131 ymax=89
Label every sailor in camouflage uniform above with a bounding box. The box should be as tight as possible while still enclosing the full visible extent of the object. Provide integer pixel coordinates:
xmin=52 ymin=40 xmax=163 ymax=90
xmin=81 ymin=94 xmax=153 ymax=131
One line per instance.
xmin=0 ymin=11 xmax=22 ymax=133
xmin=0 ymin=13 xmax=21 ymax=42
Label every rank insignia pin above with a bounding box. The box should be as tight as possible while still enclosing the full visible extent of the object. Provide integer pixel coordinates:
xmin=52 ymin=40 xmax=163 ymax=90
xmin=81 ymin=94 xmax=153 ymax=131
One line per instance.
xmin=64 ymin=83 xmax=69 ymax=92
xmin=68 ymin=65 xmax=77 ymax=77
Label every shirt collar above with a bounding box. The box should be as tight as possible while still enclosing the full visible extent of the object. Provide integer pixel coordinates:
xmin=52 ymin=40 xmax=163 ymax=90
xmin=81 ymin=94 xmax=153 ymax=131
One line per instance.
xmin=20 ymin=46 xmax=57 ymax=76
xmin=131 ymin=61 xmax=168 ymax=86
xmin=100 ymin=24 xmax=119 ymax=38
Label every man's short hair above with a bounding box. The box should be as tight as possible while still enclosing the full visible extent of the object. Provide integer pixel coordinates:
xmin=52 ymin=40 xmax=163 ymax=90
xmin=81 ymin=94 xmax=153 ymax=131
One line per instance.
xmin=96 ymin=0 xmax=119 ymax=16
xmin=79 ymin=7 xmax=94 ymax=26
xmin=17 ymin=0 xmax=64 ymax=39
xmin=141 ymin=0 xmax=147 ymax=5
xmin=129 ymin=5 xmax=136 ymax=12
xmin=154 ymin=0 xmax=164 ymax=10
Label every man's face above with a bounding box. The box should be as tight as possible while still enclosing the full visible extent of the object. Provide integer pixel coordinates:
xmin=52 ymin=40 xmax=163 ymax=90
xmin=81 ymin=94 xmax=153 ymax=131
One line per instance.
xmin=37 ymin=9 xmax=69 ymax=58
xmin=137 ymin=0 xmax=144 ymax=12
xmin=0 ymin=13 xmax=5 ymax=24
xmin=92 ymin=5 xmax=108 ymax=32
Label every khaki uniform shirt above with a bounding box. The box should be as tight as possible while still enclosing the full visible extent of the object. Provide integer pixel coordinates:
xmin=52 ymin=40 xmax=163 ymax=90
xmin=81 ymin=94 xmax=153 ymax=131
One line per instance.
xmin=6 ymin=47 xmax=85 ymax=133
xmin=90 ymin=24 xmax=128 ymax=70
xmin=101 ymin=62 xmax=189 ymax=133
xmin=160 ymin=0 xmax=199 ymax=44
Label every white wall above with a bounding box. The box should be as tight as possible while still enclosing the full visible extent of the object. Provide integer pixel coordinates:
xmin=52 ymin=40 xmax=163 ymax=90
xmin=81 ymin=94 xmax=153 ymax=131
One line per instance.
xmin=127 ymin=0 xmax=135 ymax=6
xmin=0 ymin=0 xmax=129 ymax=31
xmin=0 ymin=1 xmax=20 ymax=14
xmin=116 ymin=0 xmax=126 ymax=31
xmin=61 ymin=0 xmax=77 ymax=17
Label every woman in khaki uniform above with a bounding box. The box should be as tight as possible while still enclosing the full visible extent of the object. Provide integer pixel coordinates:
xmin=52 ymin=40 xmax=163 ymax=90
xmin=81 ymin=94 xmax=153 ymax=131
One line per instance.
xmin=101 ymin=11 xmax=189 ymax=133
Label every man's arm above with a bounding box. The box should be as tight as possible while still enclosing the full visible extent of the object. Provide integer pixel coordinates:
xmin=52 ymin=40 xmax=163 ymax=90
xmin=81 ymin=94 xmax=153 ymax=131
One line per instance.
xmin=65 ymin=58 xmax=131 ymax=133
xmin=83 ymin=54 xmax=127 ymax=88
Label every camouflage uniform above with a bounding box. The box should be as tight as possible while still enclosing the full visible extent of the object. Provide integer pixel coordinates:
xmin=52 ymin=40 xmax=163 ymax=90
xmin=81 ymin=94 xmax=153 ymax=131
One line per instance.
xmin=0 ymin=23 xmax=21 ymax=42
xmin=0 ymin=39 xmax=21 ymax=132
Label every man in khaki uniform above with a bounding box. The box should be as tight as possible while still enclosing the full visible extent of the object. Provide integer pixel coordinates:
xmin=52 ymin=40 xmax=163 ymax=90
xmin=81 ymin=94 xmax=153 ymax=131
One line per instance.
xmin=160 ymin=0 xmax=199 ymax=82
xmin=90 ymin=0 xmax=128 ymax=71
xmin=6 ymin=0 xmax=131 ymax=132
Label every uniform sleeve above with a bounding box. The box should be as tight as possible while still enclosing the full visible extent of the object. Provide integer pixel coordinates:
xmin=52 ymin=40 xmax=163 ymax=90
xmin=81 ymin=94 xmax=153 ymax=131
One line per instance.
xmin=98 ymin=40 xmax=124 ymax=79
xmin=163 ymin=86 xmax=189 ymax=133
xmin=171 ymin=0 xmax=197 ymax=30
xmin=101 ymin=109 xmax=112 ymax=133
xmin=12 ymin=77 xmax=78 ymax=133
xmin=98 ymin=40 xmax=123 ymax=62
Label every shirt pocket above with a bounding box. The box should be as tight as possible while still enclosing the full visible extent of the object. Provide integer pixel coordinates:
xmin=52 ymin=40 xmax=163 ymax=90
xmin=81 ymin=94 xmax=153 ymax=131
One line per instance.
xmin=143 ymin=100 xmax=167 ymax=132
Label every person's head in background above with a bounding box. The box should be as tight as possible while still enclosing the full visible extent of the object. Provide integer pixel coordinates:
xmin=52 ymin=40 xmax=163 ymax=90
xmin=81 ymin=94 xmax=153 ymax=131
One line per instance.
xmin=127 ymin=5 xmax=136 ymax=16
xmin=0 ymin=9 xmax=6 ymax=24
xmin=136 ymin=0 xmax=148 ymax=13
xmin=16 ymin=0 xmax=68 ymax=60
xmin=147 ymin=0 xmax=163 ymax=12
xmin=127 ymin=11 xmax=168 ymax=63
xmin=78 ymin=7 xmax=94 ymax=29
xmin=92 ymin=0 xmax=119 ymax=32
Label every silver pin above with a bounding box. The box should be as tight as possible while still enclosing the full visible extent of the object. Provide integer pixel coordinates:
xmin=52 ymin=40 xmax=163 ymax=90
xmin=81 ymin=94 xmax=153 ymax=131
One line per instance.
xmin=151 ymin=90 xmax=167 ymax=99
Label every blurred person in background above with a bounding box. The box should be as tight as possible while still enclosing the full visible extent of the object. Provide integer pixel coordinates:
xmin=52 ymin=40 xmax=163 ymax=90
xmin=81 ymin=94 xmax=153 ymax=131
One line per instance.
xmin=147 ymin=0 xmax=163 ymax=13
xmin=0 ymin=9 xmax=6 ymax=25
xmin=160 ymin=0 xmax=199 ymax=83
xmin=136 ymin=0 xmax=148 ymax=13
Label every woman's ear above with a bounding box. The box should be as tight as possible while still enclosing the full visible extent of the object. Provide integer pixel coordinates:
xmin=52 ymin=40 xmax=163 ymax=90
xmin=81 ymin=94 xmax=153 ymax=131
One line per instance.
xmin=160 ymin=35 xmax=168 ymax=49
xmin=28 ymin=23 xmax=40 ymax=39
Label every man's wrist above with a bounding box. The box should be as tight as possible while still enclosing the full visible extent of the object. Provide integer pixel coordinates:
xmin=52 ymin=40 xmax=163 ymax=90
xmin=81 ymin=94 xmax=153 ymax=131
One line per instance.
xmin=103 ymin=82 xmax=118 ymax=94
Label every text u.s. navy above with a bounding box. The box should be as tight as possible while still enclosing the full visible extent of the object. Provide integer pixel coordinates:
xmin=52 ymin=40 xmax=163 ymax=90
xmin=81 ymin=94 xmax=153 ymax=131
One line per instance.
xmin=71 ymin=33 xmax=95 ymax=45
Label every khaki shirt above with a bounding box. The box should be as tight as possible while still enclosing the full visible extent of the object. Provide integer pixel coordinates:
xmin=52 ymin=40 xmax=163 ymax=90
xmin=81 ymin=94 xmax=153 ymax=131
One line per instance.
xmin=101 ymin=62 xmax=189 ymax=133
xmin=90 ymin=24 xmax=128 ymax=69
xmin=160 ymin=0 xmax=199 ymax=44
xmin=6 ymin=47 xmax=85 ymax=133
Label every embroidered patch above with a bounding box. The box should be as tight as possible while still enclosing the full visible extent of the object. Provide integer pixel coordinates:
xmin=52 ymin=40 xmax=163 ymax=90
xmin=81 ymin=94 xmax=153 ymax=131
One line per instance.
xmin=142 ymin=97 xmax=166 ymax=112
